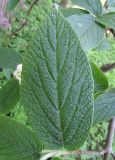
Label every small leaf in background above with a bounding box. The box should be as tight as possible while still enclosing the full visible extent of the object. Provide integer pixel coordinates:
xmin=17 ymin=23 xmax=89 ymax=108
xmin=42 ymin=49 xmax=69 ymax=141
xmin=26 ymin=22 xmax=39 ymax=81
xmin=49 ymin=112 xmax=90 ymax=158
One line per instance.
xmin=93 ymin=89 xmax=115 ymax=125
xmin=98 ymin=12 xmax=115 ymax=29
xmin=90 ymin=62 xmax=108 ymax=94
xmin=6 ymin=0 xmax=19 ymax=11
xmin=0 ymin=47 xmax=21 ymax=70
xmin=67 ymin=14 xmax=105 ymax=51
xmin=71 ymin=0 xmax=102 ymax=16
xmin=0 ymin=78 xmax=20 ymax=114
xmin=21 ymin=10 xmax=94 ymax=150
xmin=60 ymin=8 xmax=89 ymax=17
xmin=0 ymin=115 xmax=42 ymax=160
xmin=90 ymin=62 xmax=108 ymax=93
xmin=94 ymin=38 xmax=110 ymax=51
xmin=108 ymin=0 xmax=115 ymax=7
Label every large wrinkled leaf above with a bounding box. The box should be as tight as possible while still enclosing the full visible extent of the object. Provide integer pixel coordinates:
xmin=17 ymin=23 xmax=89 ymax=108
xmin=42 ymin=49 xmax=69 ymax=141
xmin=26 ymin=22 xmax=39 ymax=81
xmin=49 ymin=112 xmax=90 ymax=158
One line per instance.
xmin=67 ymin=14 xmax=105 ymax=51
xmin=0 ymin=47 xmax=21 ymax=69
xmin=0 ymin=115 xmax=42 ymax=160
xmin=6 ymin=0 xmax=19 ymax=10
xmin=98 ymin=12 xmax=115 ymax=29
xmin=71 ymin=0 xmax=102 ymax=15
xmin=90 ymin=62 xmax=108 ymax=94
xmin=0 ymin=78 xmax=20 ymax=114
xmin=21 ymin=11 xmax=93 ymax=150
xmin=93 ymin=89 xmax=115 ymax=125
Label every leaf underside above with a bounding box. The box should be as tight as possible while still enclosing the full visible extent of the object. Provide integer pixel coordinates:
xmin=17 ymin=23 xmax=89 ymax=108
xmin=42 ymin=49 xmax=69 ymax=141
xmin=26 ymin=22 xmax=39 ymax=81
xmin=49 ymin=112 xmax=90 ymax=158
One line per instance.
xmin=21 ymin=11 xmax=94 ymax=150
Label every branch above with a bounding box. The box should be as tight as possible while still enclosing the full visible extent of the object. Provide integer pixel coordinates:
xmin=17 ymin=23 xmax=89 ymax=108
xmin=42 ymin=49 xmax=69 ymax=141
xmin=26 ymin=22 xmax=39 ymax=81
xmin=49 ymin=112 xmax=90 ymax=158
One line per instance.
xmin=12 ymin=0 xmax=39 ymax=35
xmin=61 ymin=0 xmax=68 ymax=7
xmin=41 ymin=150 xmax=106 ymax=160
xmin=104 ymin=118 xmax=115 ymax=160
xmin=100 ymin=63 xmax=115 ymax=72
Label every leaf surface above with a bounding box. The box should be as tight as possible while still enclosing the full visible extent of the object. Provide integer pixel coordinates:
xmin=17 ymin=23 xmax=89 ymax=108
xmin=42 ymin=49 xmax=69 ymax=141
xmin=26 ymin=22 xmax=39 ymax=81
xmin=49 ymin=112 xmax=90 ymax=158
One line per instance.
xmin=67 ymin=14 xmax=105 ymax=51
xmin=98 ymin=12 xmax=115 ymax=29
xmin=0 ymin=47 xmax=21 ymax=69
xmin=0 ymin=78 xmax=20 ymax=114
xmin=0 ymin=115 xmax=42 ymax=160
xmin=71 ymin=0 xmax=102 ymax=15
xmin=21 ymin=11 xmax=93 ymax=150
xmin=93 ymin=89 xmax=115 ymax=125
xmin=90 ymin=62 xmax=108 ymax=94
xmin=6 ymin=0 xmax=19 ymax=10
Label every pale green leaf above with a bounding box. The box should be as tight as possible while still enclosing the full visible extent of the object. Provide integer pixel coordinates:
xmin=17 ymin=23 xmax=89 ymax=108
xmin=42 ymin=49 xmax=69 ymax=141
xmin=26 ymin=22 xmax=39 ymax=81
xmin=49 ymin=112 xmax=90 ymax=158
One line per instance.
xmin=90 ymin=62 xmax=108 ymax=94
xmin=0 ymin=115 xmax=42 ymax=160
xmin=60 ymin=8 xmax=89 ymax=17
xmin=0 ymin=47 xmax=21 ymax=69
xmin=98 ymin=12 xmax=115 ymax=29
xmin=67 ymin=14 xmax=105 ymax=51
xmin=108 ymin=0 xmax=115 ymax=7
xmin=6 ymin=0 xmax=19 ymax=10
xmin=21 ymin=11 xmax=94 ymax=150
xmin=93 ymin=89 xmax=115 ymax=125
xmin=0 ymin=78 xmax=20 ymax=114
xmin=71 ymin=0 xmax=102 ymax=15
xmin=94 ymin=38 xmax=109 ymax=51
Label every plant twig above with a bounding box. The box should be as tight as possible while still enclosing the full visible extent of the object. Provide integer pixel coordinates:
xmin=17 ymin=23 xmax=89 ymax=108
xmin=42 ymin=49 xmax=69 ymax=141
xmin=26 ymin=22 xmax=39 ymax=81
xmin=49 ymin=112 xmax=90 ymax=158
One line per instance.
xmin=12 ymin=0 xmax=39 ymax=35
xmin=61 ymin=0 xmax=68 ymax=7
xmin=104 ymin=118 xmax=115 ymax=160
xmin=101 ymin=63 xmax=115 ymax=72
xmin=41 ymin=150 xmax=106 ymax=160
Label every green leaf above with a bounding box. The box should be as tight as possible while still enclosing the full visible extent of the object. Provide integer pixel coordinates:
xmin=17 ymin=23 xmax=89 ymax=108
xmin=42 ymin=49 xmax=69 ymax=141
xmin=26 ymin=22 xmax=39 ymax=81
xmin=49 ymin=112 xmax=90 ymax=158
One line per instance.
xmin=90 ymin=62 xmax=108 ymax=94
xmin=67 ymin=14 xmax=105 ymax=51
xmin=6 ymin=0 xmax=19 ymax=11
xmin=108 ymin=0 xmax=115 ymax=7
xmin=0 ymin=78 xmax=20 ymax=114
xmin=60 ymin=8 xmax=89 ymax=17
xmin=93 ymin=89 xmax=115 ymax=125
xmin=0 ymin=115 xmax=42 ymax=160
xmin=21 ymin=11 xmax=94 ymax=150
xmin=94 ymin=38 xmax=109 ymax=51
xmin=71 ymin=0 xmax=102 ymax=15
xmin=0 ymin=47 xmax=21 ymax=69
xmin=98 ymin=12 xmax=115 ymax=29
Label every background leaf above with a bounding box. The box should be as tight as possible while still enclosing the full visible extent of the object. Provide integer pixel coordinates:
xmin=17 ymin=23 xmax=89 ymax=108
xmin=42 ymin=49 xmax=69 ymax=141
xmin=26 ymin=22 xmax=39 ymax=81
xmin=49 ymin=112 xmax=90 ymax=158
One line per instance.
xmin=0 ymin=47 xmax=21 ymax=70
xmin=6 ymin=0 xmax=19 ymax=11
xmin=98 ymin=12 xmax=115 ymax=29
xmin=60 ymin=8 xmax=89 ymax=17
xmin=0 ymin=78 xmax=20 ymax=114
xmin=71 ymin=0 xmax=102 ymax=15
xmin=90 ymin=62 xmax=108 ymax=94
xmin=94 ymin=38 xmax=109 ymax=51
xmin=67 ymin=14 xmax=105 ymax=51
xmin=108 ymin=0 xmax=115 ymax=7
xmin=0 ymin=115 xmax=42 ymax=160
xmin=93 ymin=89 xmax=115 ymax=125
xmin=21 ymin=11 xmax=93 ymax=150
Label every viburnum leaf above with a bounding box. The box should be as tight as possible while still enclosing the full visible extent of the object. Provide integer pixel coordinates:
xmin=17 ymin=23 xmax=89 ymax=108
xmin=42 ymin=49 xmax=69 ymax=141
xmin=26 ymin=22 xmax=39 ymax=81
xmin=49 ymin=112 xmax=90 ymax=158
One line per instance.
xmin=0 ymin=115 xmax=42 ymax=160
xmin=6 ymin=0 xmax=19 ymax=11
xmin=0 ymin=47 xmax=21 ymax=70
xmin=66 ymin=13 xmax=105 ymax=51
xmin=0 ymin=78 xmax=20 ymax=114
xmin=90 ymin=62 xmax=108 ymax=94
xmin=71 ymin=0 xmax=102 ymax=15
xmin=21 ymin=10 xmax=94 ymax=150
xmin=93 ymin=89 xmax=115 ymax=125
